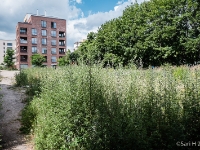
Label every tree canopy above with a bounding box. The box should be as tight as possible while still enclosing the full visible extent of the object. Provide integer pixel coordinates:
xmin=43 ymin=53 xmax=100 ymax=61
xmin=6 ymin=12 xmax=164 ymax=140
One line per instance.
xmin=31 ymin=54 xmax=45 ymax=67
xmin=58 ymin=50 xmax=79 ymax=66
xmin=75 ymin=0 xmax=200 ymax=67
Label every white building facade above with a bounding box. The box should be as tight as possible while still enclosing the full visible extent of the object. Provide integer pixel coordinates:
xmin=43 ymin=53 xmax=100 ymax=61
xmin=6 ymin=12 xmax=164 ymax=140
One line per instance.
xmin=0 ymin=39 xmax=16 ymax=64
xmin=73 ymin=39 xmax=86 ymax=51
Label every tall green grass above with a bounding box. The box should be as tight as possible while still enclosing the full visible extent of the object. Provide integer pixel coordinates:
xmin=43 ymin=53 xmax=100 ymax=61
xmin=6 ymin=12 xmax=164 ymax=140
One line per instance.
xmin=16 ymin=65 xmax=200 ymax=149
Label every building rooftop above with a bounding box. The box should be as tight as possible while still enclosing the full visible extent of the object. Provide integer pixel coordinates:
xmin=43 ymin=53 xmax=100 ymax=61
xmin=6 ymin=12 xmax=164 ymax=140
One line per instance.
xmin=23 ymin=13 xmax=66 ymax=23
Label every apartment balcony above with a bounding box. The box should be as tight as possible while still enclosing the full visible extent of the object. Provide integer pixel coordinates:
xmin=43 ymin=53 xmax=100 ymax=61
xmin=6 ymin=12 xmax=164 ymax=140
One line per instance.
xmin=59 ymin=40 xmax=65 ymax=46
xmin=20 ymin=55 xmax=28 ymax=62
xmin=59 ymin=52 xmax=65 ymax=54
xmin=59 ymin=31 xmax=65 ymax=38
xmin=20 ymin=40 xmax=27 ymax=44
xmin=20 ymin=46 xmax=27 ymax=53
xmin=20 ymin=32 xmax=27 ymax=35
xmin=20 ymin=27 xmax=27 ymax=35
xmin=20 ymin=37 xmax=27 ymax=44
xmin=59 ymin=48 xmax=65 ymax=54
xmin=20 ymin=59 xmax=27 ymax=62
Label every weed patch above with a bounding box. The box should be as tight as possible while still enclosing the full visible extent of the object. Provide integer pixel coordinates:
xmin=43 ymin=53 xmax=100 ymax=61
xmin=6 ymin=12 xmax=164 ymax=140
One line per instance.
xmin=17 ymin=66 xmax=200 ymax=149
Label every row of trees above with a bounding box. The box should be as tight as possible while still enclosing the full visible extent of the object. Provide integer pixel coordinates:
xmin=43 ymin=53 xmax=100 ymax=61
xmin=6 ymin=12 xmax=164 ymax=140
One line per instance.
xmin=72 ymin=0 xmax=200 ymax=67
xmin=3 ymin=49 xmax=75 ymax=68
xmin=3 ymin=49 xmax=78 ymax=68
xmin=3 ymin=49 xmax=45 ymax=69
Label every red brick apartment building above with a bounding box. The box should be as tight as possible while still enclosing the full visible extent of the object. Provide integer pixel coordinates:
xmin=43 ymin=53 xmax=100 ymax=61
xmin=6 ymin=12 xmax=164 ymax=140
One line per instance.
xmin=15 ymin=14 xmax=66 ymax=69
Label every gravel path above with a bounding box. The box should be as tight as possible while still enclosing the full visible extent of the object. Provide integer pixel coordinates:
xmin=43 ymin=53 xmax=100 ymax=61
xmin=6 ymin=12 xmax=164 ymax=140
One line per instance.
xmin=0 ymin=70 xmax=33 ymax=150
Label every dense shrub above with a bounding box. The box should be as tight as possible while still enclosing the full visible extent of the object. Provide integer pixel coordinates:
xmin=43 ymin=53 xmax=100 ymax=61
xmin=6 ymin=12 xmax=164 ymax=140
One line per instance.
xmin=19 ymin=65 xmax=200 ymax=150
xmin=15 ymin=69 xmax=41 ymax=96
xmin=14 ymin=70 xmax=28 ymax=87
xmin=0 ymin=66 xmax=4 ymax=70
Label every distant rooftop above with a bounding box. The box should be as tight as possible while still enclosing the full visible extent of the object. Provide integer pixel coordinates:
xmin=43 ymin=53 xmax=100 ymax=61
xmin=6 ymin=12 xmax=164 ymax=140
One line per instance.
xmin=23 ymin=14 xmax=31 ymax=22
xmin=0 ymin=39 xmax=15 ymax=41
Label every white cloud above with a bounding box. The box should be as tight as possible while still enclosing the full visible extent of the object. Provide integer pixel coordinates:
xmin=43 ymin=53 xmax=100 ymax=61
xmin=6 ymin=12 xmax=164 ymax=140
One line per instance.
xmin=117 ymin=0 xmax=124 ymax=5
xmin=75 ymin=0 xmax=82 ymax=4
xmin=67 ymin=0 xmax=143 ymax=50
xmin=114 ymin=6 xmax=119 ymax=11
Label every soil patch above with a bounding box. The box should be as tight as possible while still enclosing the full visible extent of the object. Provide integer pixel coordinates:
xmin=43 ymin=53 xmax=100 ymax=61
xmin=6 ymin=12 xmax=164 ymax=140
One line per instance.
xmin=0 ymin=70 xmax=33 ymax=150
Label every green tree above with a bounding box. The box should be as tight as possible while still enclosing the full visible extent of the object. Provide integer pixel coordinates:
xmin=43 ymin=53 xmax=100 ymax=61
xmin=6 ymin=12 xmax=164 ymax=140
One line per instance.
xmin=31 ymin=54 xmax=45 ymax=67
xmin=76 ymin=32 xmax=98 ymax=64
xmin=58 ymin=56 xmax=70 ymax=66
xmin=4 ymin=49 xmax=14 ymax=68
xmin=58 ymin=50 xmax=79 ymax=66
xmin=58 ymin=50 xmax=71 ymax=66
xmin=70 ymin=51 xmax=79 ymax=64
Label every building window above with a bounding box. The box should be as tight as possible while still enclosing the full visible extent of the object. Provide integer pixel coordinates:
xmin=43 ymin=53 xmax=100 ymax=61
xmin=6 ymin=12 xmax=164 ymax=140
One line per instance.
xmin=51 ymin=22 xmax=56 ymax=28
xmin=32 ymin=38 xmax=37 ymax=44
xmin=42 ymin=47 xmax=47 ymax=54
xmin=32 ymin=47 xmax=37 ymax=53
xmin=51 ymin=40 xmax=56 ymax=46
xmin=3 ymin=42 xmax=5 ymax=45
xmin=42 ymin=38 xmax=47 ymax=45
xmin=32 ymin=28 xmax=37 ymax=35
xmin=42 ymin=30 xmax=47 ymax=36
xmin=20 ymin=28 xmax=27 ymax=34
xmin=7 ymin=43 xmax=12 ymax=46
xmin=41 ymin=20 xmax=47 ymax=27
xmin=51 ymin=30 xmax=56 ymax=37
xmin=51 ymin=56 xmax=57 ymax=62
xmin=51 ymin=48 xmax=56 ymax=54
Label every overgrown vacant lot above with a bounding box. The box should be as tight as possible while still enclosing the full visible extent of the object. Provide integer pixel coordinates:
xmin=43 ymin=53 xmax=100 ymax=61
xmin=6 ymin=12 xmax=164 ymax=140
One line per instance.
xmin=16 ymin=65 xmax=200 ymax=150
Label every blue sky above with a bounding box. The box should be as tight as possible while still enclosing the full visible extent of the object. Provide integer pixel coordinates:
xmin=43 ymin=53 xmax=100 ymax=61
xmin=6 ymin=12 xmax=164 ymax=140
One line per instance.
xmin=76 ymin=0 xmax=122 ymax=17
xmin=0 ymin=0 xmax=146 ymax=50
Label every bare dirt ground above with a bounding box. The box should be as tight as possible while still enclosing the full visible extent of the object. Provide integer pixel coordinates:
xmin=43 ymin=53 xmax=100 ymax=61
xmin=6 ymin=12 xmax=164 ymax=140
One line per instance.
xmin=0 ymin=70 xmax=33 ymax=150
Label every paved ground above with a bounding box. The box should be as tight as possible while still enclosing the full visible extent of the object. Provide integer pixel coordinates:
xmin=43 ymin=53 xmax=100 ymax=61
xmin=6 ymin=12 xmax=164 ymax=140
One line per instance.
xmin=0 ymin=70 xmax=33 ymax=150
